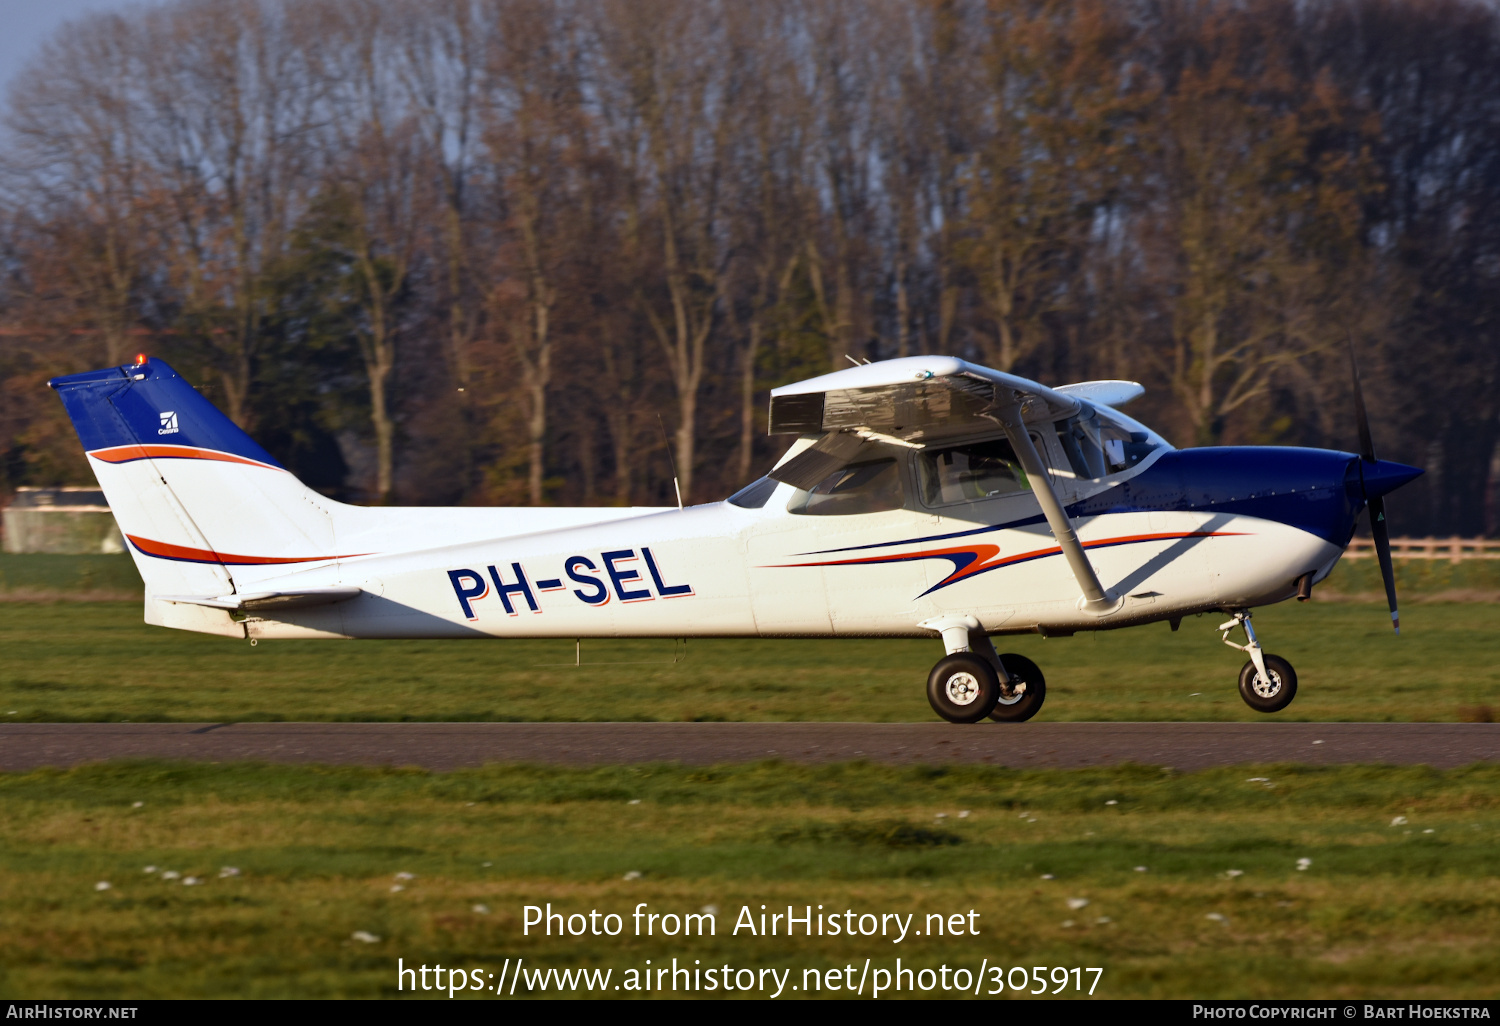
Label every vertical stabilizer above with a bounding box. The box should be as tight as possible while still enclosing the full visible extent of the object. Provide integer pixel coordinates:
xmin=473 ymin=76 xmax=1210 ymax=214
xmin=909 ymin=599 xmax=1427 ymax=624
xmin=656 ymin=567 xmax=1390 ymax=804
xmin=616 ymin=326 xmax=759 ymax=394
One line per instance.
xmin=50 ymin=359 xmax=344 ymax=634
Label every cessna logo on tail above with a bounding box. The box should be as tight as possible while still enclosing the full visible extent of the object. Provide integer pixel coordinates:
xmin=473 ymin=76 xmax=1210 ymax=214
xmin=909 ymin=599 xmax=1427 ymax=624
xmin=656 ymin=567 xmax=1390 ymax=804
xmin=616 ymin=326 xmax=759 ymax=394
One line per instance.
xmin=158 ymin=411 xmax=179 ymax=435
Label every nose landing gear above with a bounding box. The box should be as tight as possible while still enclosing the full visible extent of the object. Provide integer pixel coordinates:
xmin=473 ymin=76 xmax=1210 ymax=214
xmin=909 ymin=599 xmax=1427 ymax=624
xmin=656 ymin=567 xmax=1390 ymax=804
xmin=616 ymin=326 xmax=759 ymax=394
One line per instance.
xmin=1220 ymin=611 xmax=1298 ymax=713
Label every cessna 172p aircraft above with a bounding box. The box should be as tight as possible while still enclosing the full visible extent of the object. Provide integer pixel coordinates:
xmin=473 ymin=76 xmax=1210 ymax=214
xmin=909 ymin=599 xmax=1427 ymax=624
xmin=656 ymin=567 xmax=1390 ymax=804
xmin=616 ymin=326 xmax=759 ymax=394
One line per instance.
xmin=51 ymin=353 xmax=1420 ymax=723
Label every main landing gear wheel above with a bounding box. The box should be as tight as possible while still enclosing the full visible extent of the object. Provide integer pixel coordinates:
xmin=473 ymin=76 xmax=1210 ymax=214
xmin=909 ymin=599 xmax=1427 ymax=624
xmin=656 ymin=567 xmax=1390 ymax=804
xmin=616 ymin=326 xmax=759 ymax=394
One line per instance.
xmin=927 ymin=653 xmax=1000 ymax=724
xmin=1238 ymin=654 xmax=1298 ymax=713
xmin=989 ymin=653 xmax=1046 ymax=722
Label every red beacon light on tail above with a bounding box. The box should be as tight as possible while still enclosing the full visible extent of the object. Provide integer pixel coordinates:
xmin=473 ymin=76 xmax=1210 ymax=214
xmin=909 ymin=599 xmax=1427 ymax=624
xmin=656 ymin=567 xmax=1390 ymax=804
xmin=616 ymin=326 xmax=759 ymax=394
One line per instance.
xmin=135 ymin=353 xmax=148 ymax=366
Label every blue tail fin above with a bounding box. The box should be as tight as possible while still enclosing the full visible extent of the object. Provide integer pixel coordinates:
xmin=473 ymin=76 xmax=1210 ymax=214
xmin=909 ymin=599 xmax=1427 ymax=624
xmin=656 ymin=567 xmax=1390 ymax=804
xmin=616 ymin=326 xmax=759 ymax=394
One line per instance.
xmin=50 ymin=358 xmax=283 ymax=468
xmin=50 ymin=359 xmax=343 ymax=636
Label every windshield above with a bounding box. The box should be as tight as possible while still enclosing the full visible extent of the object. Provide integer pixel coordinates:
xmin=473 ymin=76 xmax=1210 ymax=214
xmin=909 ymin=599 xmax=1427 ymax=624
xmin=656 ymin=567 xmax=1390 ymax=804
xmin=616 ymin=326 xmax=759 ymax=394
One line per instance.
xmin=917 ymin=438 xmax=1032 ymax=506
xmin=788 ymin=458 xmax=905 ymax=516
xmin=1055 ymin=405 xmax=1162 ymax=479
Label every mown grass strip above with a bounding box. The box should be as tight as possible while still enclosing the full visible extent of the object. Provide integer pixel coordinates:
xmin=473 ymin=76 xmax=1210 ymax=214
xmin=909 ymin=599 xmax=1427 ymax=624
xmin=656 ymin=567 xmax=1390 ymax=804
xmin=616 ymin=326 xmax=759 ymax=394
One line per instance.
xmin=1 ymin=760 xmax=1497 ymax=999
xmin=2 ymin=601 xmax=1497 ymax=723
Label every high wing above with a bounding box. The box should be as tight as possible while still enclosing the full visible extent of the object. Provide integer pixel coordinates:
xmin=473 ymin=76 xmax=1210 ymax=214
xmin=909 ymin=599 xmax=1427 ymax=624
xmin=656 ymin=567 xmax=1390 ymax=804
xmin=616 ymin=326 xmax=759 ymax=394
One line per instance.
xmin=768 ymin=356 xmax=1128 ymax=615
xmin=768 ymin=356 xmax=1081 ymax=443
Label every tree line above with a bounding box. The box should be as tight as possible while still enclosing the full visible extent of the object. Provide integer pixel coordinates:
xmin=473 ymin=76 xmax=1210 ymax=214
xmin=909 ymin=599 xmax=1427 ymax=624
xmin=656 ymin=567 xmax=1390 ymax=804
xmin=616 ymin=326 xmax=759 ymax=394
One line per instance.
xmin=1 ymin=0 xmax=1496 ymax=535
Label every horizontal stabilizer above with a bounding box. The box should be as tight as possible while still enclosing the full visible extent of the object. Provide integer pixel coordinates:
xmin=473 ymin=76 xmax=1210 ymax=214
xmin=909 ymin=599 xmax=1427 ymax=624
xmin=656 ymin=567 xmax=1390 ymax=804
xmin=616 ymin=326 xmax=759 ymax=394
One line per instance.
xmin=159 ymin=586 xmax=362 ymax=612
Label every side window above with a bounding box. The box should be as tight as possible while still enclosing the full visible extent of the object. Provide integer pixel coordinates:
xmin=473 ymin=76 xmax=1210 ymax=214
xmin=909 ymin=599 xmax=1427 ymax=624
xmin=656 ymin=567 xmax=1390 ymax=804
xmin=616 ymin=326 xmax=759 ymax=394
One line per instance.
xmin=787 ymin=459 xmax=905 ymax=516
xmin=917 ymin=439 xmax=1031 ymax=506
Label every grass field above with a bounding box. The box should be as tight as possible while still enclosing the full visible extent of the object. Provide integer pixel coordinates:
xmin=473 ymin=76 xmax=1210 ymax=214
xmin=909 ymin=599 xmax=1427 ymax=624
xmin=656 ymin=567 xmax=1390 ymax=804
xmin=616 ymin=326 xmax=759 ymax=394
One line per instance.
xmin=3 ymin=559 xmax=1497 ymax=1000
xmin=0 ymin=599 xmax=1495 ymax=723
xmin=1319 ymin=555 xmax=1500 ymax=601
xmin=0 ymin=760 xmax=1496 ymax=999
xmin=0 ymin=553 xmax=143 ymax=601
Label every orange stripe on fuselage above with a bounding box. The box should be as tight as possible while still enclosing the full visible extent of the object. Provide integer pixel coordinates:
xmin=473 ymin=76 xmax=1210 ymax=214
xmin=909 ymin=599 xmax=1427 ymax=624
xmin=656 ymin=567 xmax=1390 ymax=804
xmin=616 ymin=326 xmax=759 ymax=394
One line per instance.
xmin=90 ymin=444 xmax=280 ymax=470
xmin=126 ymin=534 xmax=368 ymax=566
xmin=770 ymin=529 xmax=1248 ymax=592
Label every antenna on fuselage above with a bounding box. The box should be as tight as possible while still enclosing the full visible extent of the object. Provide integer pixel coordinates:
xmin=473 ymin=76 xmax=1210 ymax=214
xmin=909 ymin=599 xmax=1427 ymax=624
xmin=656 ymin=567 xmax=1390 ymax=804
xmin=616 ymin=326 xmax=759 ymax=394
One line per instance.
xmin=657 ymin=413 xmax=683 ymax=511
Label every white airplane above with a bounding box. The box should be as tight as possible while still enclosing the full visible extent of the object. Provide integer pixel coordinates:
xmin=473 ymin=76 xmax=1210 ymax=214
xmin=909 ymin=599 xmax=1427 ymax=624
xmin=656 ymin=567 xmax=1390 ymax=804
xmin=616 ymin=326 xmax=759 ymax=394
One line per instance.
xmin=51 ymin=353 xmax=1419 ymax=723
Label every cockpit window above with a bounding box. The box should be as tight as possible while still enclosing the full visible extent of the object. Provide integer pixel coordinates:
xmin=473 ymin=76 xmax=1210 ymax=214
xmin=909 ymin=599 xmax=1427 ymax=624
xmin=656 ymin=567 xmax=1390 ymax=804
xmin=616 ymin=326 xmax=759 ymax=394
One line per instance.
xmin=727 ymin=476 xmax=779 ymax=509
xmin=1055 ymin=406 xmax=1159 ymax=479
xmin=917 ymin=438 xmax=1031 ymax=506
xmin=788 ymin=458 xmax=905 ymax=516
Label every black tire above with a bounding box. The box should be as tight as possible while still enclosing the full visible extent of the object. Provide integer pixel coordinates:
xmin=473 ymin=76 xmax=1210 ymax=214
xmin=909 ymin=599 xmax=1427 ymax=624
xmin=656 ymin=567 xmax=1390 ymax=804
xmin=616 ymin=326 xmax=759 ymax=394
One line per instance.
xmin=989 ymin=653 xmax=1047 ymax=722
xmin=1238 ymin=654 xmax=1298 ymax=713
xmin=927 ymin=653 xmax=1000 ymax=723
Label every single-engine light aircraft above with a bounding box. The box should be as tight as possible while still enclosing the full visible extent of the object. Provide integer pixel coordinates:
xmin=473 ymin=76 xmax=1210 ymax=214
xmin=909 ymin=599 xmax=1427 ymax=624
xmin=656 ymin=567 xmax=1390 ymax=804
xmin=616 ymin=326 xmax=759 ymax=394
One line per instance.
xmin=51 ymin=353 xmax=1420 ymax=723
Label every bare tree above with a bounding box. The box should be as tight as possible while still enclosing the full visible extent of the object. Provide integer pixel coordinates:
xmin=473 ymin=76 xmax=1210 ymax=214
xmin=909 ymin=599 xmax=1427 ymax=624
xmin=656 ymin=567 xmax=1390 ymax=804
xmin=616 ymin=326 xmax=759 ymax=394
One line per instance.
xmin=799 ymin=1 xmax=885 ymax=370
xmin=394 ymin=0 xmax=488 ymax=394
xmin=723 ymin=1 xmax=808 ymax=483
xmin=1140 ymin=7 xmax=1370 ymax=444
xmin=132 ymin=0 xmax=325 ymax=427
xmin=319 ymin=0 xmax=427 ymax=502
xmin=4 ymin=0 xmax=1497 ymax=531
xmin=596 ymin=0 xmax=735 ymax=503
xmin=3 ymin=13 xmax=149 ymax=369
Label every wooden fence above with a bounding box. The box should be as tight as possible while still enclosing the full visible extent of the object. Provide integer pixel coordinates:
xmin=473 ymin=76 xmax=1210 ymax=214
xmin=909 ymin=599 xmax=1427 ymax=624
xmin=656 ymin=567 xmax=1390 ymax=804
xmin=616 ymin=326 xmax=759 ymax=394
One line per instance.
xmin=1344 ymin=537 xmax=1500 ymax=562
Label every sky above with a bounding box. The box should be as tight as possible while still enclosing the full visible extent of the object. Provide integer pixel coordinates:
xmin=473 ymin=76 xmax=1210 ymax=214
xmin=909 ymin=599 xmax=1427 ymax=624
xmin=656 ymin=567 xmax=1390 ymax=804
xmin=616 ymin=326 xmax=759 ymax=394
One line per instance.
xmin=0 ymin=0 xmax=135 ymax=97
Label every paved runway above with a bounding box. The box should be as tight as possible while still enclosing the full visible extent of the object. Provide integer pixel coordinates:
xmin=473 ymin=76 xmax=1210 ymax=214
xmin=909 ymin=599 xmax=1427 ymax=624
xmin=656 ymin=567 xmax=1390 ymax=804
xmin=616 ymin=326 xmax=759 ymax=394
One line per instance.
xmin=1 ymin=721 xmax=1496 ymax=772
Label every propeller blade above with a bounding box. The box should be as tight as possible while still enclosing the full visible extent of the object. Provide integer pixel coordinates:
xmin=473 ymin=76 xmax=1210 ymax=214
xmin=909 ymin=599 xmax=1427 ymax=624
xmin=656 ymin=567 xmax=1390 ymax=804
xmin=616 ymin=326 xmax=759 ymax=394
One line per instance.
xmin=1349 ymin=334 xmax=1400 ymax=633
xmin=1368 ymin=495 xmax=1400 ymax=634
xmin=1348 ymin=337 xmax=1377 ymax=462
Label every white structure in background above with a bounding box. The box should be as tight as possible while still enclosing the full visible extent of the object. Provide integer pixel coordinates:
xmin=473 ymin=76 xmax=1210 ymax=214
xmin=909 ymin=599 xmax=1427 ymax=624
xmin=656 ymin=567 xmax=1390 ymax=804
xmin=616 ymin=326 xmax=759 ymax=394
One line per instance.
xmin=1 ymin=486 xmax=126 ymax=554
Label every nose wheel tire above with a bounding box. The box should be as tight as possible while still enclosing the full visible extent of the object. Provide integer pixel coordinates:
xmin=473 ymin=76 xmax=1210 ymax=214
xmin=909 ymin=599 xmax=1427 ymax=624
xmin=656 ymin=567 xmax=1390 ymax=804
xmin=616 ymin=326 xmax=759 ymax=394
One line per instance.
xmin=1237 ymin=654 xmax=1298 ymax=713
xmin=927 ymin=653 xmax=1000 ymax=723
xmin=989 ymin=653 xmax=1046 ymax=722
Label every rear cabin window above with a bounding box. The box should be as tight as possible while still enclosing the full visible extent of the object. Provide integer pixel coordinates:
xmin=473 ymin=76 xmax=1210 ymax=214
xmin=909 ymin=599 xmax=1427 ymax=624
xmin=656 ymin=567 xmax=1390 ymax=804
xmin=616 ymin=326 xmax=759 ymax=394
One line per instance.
xmin=917 ymin=439 xmax=1031 ymax=506
xmin=727 ymin=476 xmax=779 ymax=508
xmin=787 ymin=459 xmax=905 ymax=516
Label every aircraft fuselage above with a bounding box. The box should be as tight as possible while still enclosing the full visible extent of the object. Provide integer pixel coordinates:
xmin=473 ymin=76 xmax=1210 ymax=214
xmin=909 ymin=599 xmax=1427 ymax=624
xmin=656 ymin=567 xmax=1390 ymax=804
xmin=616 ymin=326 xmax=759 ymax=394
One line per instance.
xmin=165 ymin=445 xmax=1376 ymax=643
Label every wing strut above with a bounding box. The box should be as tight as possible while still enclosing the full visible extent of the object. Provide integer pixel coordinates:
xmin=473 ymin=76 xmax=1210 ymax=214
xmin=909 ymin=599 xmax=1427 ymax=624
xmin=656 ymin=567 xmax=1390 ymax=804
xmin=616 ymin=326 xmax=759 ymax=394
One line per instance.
xmin=997 ymin=399 xmax=1121 ymax=616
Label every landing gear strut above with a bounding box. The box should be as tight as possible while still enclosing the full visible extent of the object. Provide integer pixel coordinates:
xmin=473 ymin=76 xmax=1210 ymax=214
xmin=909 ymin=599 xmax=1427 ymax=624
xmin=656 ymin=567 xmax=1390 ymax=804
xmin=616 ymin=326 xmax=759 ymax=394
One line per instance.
xmin=1220 ymin=611 xmax=1298 ymax=713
